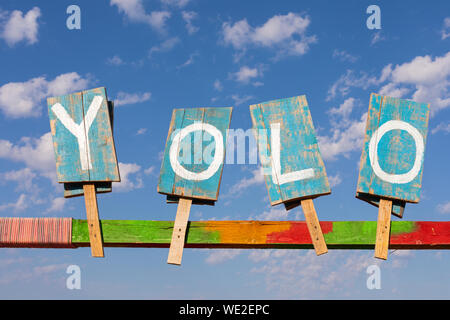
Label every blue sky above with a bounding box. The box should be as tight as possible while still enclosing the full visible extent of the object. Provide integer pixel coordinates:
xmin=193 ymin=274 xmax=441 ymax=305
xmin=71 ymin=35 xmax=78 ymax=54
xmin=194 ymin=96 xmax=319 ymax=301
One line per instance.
xmin=0 ymin=0 xmax=449 ymax=299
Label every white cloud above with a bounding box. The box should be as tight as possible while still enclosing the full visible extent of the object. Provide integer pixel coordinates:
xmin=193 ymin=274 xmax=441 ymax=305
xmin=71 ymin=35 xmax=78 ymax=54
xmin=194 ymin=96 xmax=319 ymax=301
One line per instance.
xmin=378 ymin=82 xmax=410 ymax=98
xmin=161 ymin=0 xmax=190 ymax=8
xmin=113 ymin=162 xmax=143 ymax=192
xmin=106 ymin=55 xmax=125 ymax=66
xmin=114 ymin=91 xmax=151 ymax=106
xmin=136 ymin=128 xmax=147 ymax=135
xmin=231 ymin=94 xmax=254 ymax=106
xmin=381 ymin=52 xmax=450 ymax=115
xmin=222 ymin=13 xmax=316 ymax=59
xmin=437 ymin=201 xmax=450 ymax=214
xmin=250 ymin=207 xmax=302 ymax=221
xmin=181 ymin=11 xmax=198 ymax=34
xmin=328 ymin=52 xmax=450 ymax=115
xmin=111 ymin=0 xmax=171 ymax=32
xmin=213 ymin=79 xmax=223 ymax=92
xmin=0 ymin=168 xmax=37 ymax=192
xmin=223 ymin=168 xmax=264 ymax=200
xmin=0 ymin=72 xmax=90 ymax=118
xmin=0 ymin=194 xmax=28 ymax=213
xmin=328 ymin=173 xmax=342 ymax=187
xmin=371 ymin=31 xmax=385 ymax=45
xmin=205 ymin=249 xmax=242 ymax=265
xmin=0 ymin=132 xmax=56 ymax=180
xmin=332 ymin=49 xmax=358 ymax=63
xmin=46 ymin=197 xmax=66 ymax=213
xmin=177 ymin=52 xmax=198 ymax=69
xmin=431 ymin=122 xmax=450 ymax=134
xmin=318 ymin=113 xmax=366 ymax=161
xmin=441 ymin=17 xmax=450 ymax=40
xmin=317 ymin=98 xmax=367 ymax=161
xmin=0 ymin=7 xmax=41 ymax=46
xmin=327 ymin=70 xmax=382 ymax=101
xmin=232 ymin=66 xmax=262 ymax=84
xmin=328 ymin=97 xmax=357 ymax=121
xmin=144 ymin=165 xmax=156 ymax=175
xmin=247 ymin=249 xmax=412 ymax=298
xmin=0 ymin=133 xmax=61 ymax=212
xmin=148 ymin=37 xmax=180 ymax=57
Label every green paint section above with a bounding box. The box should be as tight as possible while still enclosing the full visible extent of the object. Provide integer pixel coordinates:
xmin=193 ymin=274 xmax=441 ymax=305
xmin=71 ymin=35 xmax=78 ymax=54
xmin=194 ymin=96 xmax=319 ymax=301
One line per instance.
xmin=391 ymin=220 xmax=417 ymax=235
xmin=325 ymin=221 xmax=417 ymax=245
xmin=72 ymin=220 xmax=220 ymax=244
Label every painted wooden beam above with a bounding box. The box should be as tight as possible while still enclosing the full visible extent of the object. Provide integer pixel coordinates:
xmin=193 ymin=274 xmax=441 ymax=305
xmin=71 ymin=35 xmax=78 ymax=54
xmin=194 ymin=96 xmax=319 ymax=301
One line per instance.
xmin=1 ymin=219 xmax=449 ymax=249
xmin=71 ymin=220 xmax=450 ymax=249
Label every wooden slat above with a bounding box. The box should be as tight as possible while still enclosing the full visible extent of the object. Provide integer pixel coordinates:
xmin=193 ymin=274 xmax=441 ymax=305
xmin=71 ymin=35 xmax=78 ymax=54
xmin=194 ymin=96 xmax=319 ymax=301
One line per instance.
xmin=83 ymin=184 xmax=104 ymax=257
xmin=301 ymin=199 xmax=328 ymax=255
xmin=375 ymin=198 xmax=392 ymax=259
xmin=167 ymin=198 xmax=192 ymax=265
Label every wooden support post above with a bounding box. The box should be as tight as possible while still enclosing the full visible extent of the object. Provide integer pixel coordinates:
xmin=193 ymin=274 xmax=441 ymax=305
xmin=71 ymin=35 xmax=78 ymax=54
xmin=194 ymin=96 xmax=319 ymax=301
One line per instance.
xmin=375 ymin=198 xmax=392 ymax=260
xmin=301 ymin=198 xmax=328 ymax=255
xmin=83 ymin=183 xmax=104 ymax=257
xmin=167 ymin=198 xmax=192 ymax=265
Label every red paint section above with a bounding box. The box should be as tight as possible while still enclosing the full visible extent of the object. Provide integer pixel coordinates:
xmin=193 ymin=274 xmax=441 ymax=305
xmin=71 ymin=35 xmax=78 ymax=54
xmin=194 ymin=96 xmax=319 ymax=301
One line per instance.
xmin=391 ymin=222 xmax=450 ymax=245
xmin=266 ymin=221 xmax=333 ymax=244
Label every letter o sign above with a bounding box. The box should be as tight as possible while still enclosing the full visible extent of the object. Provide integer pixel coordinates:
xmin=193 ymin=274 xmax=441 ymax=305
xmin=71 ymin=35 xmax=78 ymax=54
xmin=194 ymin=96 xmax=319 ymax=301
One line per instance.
xmin=369 ymin=120 xmax=424 ymax=184
xmin=169 ymin=123 xmax=224 ymax=181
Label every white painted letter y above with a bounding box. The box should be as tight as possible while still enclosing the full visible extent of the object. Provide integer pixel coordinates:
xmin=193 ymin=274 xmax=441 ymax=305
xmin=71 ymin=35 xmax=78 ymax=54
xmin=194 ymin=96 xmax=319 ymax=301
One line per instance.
xmin=51 ymin=96 xmax=103 ymax=170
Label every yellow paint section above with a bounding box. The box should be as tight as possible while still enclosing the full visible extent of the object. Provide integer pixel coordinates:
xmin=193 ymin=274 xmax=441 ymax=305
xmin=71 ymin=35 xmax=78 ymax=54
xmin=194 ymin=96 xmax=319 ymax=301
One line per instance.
xmin=204 ymin=221 xmax=292 ymax=244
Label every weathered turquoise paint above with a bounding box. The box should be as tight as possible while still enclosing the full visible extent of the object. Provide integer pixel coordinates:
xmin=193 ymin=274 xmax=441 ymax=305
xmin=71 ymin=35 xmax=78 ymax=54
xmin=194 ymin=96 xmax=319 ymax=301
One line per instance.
xmin=158 ymin=107 xmax=232 ymax=201
xmin=250 ymin=95 xmax=330 ymax=206
xmin=48 ymin=87 xmax=120 ymax=184
xmin=63 ymin=101 xmax=115 ymax=198
xmin=356 ymin=93 xmax=430 ymax=203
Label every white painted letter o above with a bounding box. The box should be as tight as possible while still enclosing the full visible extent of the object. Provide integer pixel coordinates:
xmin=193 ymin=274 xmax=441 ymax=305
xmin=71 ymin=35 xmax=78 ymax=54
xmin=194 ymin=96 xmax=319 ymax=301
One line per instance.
xmin=369 ymin=120 xmax=424 ymax=184
xmin=169 ymin=123 xmax=224 ymax=181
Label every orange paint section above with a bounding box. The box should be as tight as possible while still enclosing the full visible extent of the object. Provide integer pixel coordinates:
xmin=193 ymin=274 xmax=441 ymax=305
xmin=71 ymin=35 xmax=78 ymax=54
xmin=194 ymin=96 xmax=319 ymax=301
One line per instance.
xmin=203 ymin=221 xmax=292 ymax=244
xmin=266 ymin=221 xmax=333 ymax=244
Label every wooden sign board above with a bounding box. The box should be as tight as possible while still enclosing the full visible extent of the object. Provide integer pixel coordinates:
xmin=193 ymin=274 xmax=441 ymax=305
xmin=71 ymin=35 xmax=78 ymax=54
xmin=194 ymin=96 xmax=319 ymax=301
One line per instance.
xmin=356 ymin=93 xmax=430 ymax=204
xmin=48 ymin=87 xmax=120 ymax=183
xmin=158 ymin=107 xmax=232 ymax=265
xmin=356 ymin=93 xmax=430 ymax=259
xmin=158 ymin=107 xmax=232 ymax=202
xmin=47 ymin=87 xmax=121 ymax=258
xmin=250 ymin=95 xmax=330 ymax=255
xmin=249 ymin=95 xmax=331 ymax=205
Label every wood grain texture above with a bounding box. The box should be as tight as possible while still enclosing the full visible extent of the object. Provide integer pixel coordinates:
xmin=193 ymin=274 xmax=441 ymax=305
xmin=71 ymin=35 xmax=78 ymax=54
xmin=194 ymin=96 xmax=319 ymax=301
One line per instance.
xmin=375 ymin=198 xmax=392 ymax=260
xmin=250 ymin=95 xmax=330 ymax=205
xmin=69 ymin=220 xmax=450 ymax=249
xmin=47 ymin=88 xmax=120 ymax=183
xmin=83 ymin=184 xmax=104 ymax=257
xmin=2 ymin=219 xmax=450 ymax=249
xmin=158 ymin=107 xmax=232 ymax=201
xmin=301 ymin=199 xmax=328 ymax=255
xmin=357 ymin=93 xmax=430 ymax=204
xmin=167 ymin=198 xmax=192 ymax=265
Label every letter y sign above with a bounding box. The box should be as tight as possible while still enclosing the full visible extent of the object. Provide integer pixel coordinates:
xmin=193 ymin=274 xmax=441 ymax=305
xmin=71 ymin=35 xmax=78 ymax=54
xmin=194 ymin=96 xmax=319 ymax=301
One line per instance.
xmin=47 ymin=87 xmax=120 ymax=183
